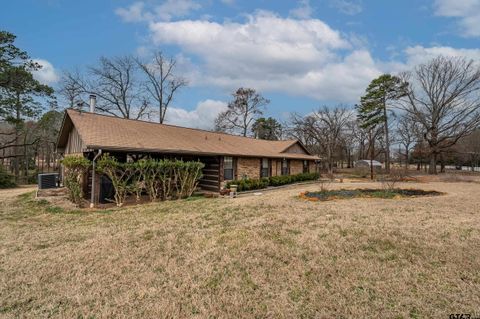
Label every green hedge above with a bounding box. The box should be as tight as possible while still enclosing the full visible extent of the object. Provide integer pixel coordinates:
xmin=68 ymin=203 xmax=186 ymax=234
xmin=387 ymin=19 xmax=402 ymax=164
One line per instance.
xmin=61 ymin=156 xmax=91 ymax=206
xmin=0 ymin=165 xmax=16 ymax=189
xmin=226 ymin=172 xmax=319 ymax=192
xmin=97 ymin=155 xmax=204 ymax=206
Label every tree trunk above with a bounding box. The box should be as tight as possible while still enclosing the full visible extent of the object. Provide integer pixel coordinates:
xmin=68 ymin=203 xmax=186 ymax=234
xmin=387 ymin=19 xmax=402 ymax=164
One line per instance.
xmin=383 ymin=101 xmax=390 ymax=173
xmin=347 ymin=148 xmax=351 ymax=168
xmin=429 ymin=152 xmax=437 ymax=174
xmin=23 ymin=134 xmax=28 ymax=182
xmin=369 ymin=131 xmax=374 ymax=180
xmin=327 ymin=147 xmax=333 ymax=175
xmin=440 ymin=153 xmax=445 ymax=173
xmin=405 ymin=145 xmax=409 ymax=170
xmin=14 ymin=94 xmax=21 ymax=182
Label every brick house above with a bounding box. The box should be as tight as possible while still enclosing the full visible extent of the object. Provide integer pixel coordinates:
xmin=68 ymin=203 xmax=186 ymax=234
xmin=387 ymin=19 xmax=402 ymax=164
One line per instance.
xmin=57 ymin=109 xmax=319 ymax=202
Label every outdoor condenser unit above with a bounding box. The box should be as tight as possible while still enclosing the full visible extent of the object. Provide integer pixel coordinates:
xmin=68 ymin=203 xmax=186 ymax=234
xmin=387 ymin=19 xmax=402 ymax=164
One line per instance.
xmin=38 ymin=173 xmax=59 ymax=189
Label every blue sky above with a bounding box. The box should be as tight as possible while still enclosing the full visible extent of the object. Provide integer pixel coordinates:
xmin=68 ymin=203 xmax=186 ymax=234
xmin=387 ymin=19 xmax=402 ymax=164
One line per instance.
xmin=1 ymin=0 xmax=479 ymax=128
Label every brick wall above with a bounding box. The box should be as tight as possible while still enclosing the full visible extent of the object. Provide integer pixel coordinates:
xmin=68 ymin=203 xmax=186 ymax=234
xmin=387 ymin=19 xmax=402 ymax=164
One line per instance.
xmin=235 ymin=158 xmax=316 ymax=180
xmin=236 ymin=157 xmax=261 ymax=179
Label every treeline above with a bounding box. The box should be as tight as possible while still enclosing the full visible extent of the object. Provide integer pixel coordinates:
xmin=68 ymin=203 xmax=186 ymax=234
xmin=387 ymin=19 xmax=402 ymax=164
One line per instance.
xmin=0 ymin=31 xmax=60 ymax=184
xmin=211 ymin=58 xmax=480 ymax=175
xmin=0 ymin=30 xmax=189 ymax=186
xmin=2 ymin=29 xmax=480 ymax=191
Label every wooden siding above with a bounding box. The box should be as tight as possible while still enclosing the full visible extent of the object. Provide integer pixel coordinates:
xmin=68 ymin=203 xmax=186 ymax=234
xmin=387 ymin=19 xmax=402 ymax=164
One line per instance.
xmin=65 ymin=127 xmax=86 ymax=154
xmin=283 ymin=143 xmax=308 ymax=155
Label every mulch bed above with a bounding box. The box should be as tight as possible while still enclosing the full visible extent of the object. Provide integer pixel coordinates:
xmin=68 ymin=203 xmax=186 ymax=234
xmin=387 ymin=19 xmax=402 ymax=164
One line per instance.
xmin=300 ymin=188 xmax=443 ymax=202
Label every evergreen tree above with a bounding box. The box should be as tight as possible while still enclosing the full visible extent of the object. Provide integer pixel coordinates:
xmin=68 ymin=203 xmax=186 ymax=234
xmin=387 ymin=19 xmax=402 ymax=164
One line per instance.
xmin=357 ymin=74 xmax=404 ymax=172
xmin=252 ymin=117 xmax=282 ymax=140
xmin=215 ymin=88 xmax=269 ymax=137
xmin=0 ymin=31 xmax=53 ymax=181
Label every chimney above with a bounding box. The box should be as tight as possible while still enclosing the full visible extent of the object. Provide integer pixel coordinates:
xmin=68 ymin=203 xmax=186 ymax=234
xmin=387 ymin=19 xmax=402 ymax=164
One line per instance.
xmin=89 ymin=94 xmax=96 ymax=113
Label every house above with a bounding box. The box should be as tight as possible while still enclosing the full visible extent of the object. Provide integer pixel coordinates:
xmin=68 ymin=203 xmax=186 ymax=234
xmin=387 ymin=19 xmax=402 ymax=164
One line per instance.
xmin=56 ymin=109 xmax=320 ymax=203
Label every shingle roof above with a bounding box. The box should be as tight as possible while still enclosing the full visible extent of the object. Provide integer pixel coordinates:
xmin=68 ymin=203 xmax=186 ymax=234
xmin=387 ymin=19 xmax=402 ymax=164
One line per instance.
xmin=57 ymin=109 xmax=319 ymax=160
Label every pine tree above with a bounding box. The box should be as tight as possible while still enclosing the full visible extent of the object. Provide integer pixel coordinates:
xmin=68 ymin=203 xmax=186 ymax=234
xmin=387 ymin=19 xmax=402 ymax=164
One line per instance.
xmin=357 ymin=74 xmax=404 ymax=172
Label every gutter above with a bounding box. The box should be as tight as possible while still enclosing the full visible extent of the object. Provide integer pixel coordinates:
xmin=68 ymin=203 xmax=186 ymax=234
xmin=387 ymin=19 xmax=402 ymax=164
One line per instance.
xmin=85 ymin=145 xmax=319 ymax=161
xmin=90 ymin=149 xmax=102 ymax=208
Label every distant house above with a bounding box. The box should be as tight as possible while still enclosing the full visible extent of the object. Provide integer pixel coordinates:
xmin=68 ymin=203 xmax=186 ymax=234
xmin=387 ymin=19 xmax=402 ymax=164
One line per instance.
xmin=57 ymin=109 xmax=320 ymax=202
xmin=354 ymin=159 xmax=383 ymax=168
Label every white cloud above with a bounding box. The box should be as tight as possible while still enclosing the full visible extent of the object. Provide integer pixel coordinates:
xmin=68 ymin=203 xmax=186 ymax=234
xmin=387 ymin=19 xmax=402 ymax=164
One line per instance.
xmin=119 ymin=5 xmax=480 ymax=104
xmin=115 ymin=2 xmax=152 ymax=22
xmin=148 ymin=11 xmax=379 ymax=102
xmin=329 ymin=0 xmax=363 ymax=15
xmin=290 ymin=0 xmax=313 ymax=19
xmin=155 ymin=0 xmax=201 ymax=21
xmin=404 ymin=45 xmax=480 ymax=66
xmin=32 ymin=59 xmax=59 ymax=84
xmin=434 ymin=0 xmax=480 ymax=37
xmin=116 ymin=0 xmax=201 ymax=23
xmin=164 ymin=99 xmax=227 ymax=129
xmin=375 ymin=45 xmax=480 ymax=76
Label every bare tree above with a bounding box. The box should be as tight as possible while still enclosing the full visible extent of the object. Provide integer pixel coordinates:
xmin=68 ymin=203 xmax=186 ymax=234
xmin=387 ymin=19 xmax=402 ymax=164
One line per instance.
xmin=293 ymin=106 xmax=352 ymax=174
xmin=58 ymin=69 xmax=85 ymax=109
xmin=215 ymin=88 xmax=269 ymax=137
xmin=399 ymin=56 xmax=480 ymax=174
xmin=135 ymin=52 xmax=187 ymax=123
xmin=395 ymin=115 xmax=420 ymax=169
xmin=88 ymin=56 xmax=151 ymax=119
xmin=454 ymin=129 xmax=480 ymax=171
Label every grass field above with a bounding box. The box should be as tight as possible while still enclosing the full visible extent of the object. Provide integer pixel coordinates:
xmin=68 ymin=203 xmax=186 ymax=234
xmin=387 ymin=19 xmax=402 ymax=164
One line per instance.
xmin=1 ymin=179 xmax=480 ymax=318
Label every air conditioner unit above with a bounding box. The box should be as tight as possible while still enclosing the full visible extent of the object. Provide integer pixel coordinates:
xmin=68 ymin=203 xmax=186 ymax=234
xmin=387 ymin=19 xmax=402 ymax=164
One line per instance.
xmin=38 ymin=173 xmax=59 ymax=189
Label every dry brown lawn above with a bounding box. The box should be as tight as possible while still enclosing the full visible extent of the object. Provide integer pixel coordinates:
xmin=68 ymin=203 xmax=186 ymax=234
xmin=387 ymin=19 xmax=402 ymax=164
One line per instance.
xmin=1 ymin=180 xmax=480 ymax=318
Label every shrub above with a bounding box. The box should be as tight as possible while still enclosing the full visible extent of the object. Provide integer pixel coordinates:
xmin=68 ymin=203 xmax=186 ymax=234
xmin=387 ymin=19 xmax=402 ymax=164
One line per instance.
xmin=134 ymin=159 xmax=161 ymax=202
xmin=0 ymin=165 xmax=15 ymax=189
xmin=97 ymin=154 xmax=135 ymax=207
xmin=98 ymin=156 xmax=205 ymax=205
xmin=174 ymin=160 xmax=204 ymax=198
xmin=226 ymin=172 xmax=319 ymax=192
xmin=61 ymin=156 xmax=91 ymax=206
xmin=379 ymin=169 xmax=406 ymax=192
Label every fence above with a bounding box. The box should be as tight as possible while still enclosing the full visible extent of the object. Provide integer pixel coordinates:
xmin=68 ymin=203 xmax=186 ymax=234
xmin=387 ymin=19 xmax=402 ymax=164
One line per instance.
xmin=444 ymin=165 xmax=480 ymax=173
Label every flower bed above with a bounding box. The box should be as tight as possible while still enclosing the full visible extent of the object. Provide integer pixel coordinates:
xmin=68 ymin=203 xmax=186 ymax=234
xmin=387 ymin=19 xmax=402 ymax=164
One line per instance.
xmin=300 ymin=188 xmax=443 ymax=201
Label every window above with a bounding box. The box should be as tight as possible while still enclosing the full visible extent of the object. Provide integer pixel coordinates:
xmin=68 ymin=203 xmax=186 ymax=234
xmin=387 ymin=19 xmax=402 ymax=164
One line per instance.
xmin=224 ymin=156 xmax=234 ymax=180
xmin=303 ymin=160 xmax=309 ymax=173
xmin=261 ymin=158 xmax=269 ymax=177
xmin=281 ymin=159 xmax=289 ymax=175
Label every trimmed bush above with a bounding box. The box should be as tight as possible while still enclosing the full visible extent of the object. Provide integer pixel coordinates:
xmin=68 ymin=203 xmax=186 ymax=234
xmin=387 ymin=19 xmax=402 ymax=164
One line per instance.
xmin=0 ymin=165 xmax=16 ymax=189
xmin=97 ymin=155 xmax=135 ymax=207
xmin=226 ymin=172 xmax=319 ymax=192
xmin=97 ymin=155 xmax=205 ymax=206
xmin=61 ymin=156 xmax=91 ymax=206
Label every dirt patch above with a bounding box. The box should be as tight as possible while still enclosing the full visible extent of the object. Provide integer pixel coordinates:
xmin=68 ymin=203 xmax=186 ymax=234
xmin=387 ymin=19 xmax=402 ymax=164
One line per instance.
xmin=300 ymin=188 xmax=443 ymax=201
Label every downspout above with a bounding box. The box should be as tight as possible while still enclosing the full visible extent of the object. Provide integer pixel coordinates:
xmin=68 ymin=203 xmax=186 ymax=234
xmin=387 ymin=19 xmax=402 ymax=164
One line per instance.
xmin=90 ymin=149 xmax=102 ymax=208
